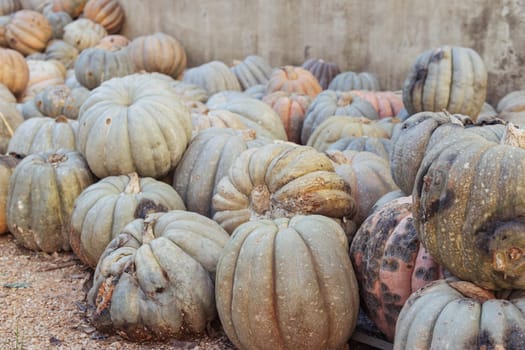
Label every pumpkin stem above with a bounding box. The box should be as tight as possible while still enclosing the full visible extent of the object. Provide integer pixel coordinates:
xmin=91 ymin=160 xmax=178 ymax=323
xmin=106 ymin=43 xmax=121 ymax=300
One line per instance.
xmin=448 ymin=280 xmax=495 ymax=303
xmin=501 ymin=122 xmax=525 ymax=148
xmin=124 ymin=173 xmax=141 ymax=194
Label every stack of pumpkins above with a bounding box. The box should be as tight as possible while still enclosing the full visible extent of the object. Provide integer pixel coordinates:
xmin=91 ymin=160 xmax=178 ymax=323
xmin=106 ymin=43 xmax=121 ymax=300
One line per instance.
xmin=1 ymin=1 xmax=525 ymax=349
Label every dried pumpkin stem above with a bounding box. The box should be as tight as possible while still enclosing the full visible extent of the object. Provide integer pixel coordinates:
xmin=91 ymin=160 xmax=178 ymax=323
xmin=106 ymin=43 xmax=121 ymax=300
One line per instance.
xmin=448 ymin=280 xmax=495 ymax=303
xmin=124 ymin=172 xmax=141 ymax=194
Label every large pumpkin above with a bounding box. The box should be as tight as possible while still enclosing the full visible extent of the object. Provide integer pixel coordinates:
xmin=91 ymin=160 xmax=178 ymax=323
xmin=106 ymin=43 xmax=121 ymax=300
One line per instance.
xmin=87 ymin=210 xmax=230 ymax=341
xmin=183 ymin=60 xmax=241 ymax=95
xmin=7 ymin=149 xmax=95 ymax=252
xmin=0 ymin=47 xmax=29 ymax=95
xmin=402 ymin=45 xmax=487 ymax=119
xmin=69 ymin=172 xmax=186 ymax=267
xmin=77 ymin=73 xmax=192 ymax=179
xmin=74 ymin=47 xmax=134 ymax=89
xmin=266 ymin=65 xmax=322 ymax=98
xmin=83 ymin=0 xmax=124 ymax=34
xmin=230 ymin=55 xmax=273 ymax=90
xmin=394 ymin=279 xmax=525 ymax=349
xmin=350 ymin=196 xmax=443 ymax=341
xmin=5 ymin=9 xmax=52 ymax=55
xmin=216 ymin=215 xmax=359 ymax=350
xmin=212 ymin=142 xmax=355 ymax=234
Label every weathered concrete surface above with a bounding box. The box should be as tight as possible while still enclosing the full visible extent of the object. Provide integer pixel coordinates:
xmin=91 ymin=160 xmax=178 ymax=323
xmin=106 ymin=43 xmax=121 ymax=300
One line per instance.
xmin=121 ymin=0 xmax=525 ymax=104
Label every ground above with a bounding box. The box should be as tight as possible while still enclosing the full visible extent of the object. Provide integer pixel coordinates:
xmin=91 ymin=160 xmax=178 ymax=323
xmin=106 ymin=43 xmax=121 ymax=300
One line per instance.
xmin=0 ymin=234 xmax=234 ymax=350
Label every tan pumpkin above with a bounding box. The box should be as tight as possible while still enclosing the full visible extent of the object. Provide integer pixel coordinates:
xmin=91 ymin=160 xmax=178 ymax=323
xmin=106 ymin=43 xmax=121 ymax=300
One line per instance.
xmin=51 ymin=0 xmax=86 ymax=18
xmin=266 ymin=65 xmax=322 ymax=98
xmin=0 ymin=0 xmax=21 ymax=15
xmin=63 ymin=18 xmax=107 ymax=51
xmin=44 ymin=39 xmax=78 ymax=69
xmin=0 ymin=47 xmax=29 ymax=95
xmin=183 ymin=60 xmax=241 ymax=95
xmin=262 ymin=91 xmax=311 ymax=144
xmin=0 ymin=101 xmax=24 ymax=153
xmin=21 ymin=59 xmax=66 ymax=101
xmin=128 ymin=32 xmax=186 ymax=79
xmin=95 ymin=34 xmax=128 ymax=50
xmin=0 ymin=153 xmax=21 ymax=234
xmin=5 ymin=9 xmax=52 ymax=55
xmin=83 ymin=0 xmax=124 ymax=34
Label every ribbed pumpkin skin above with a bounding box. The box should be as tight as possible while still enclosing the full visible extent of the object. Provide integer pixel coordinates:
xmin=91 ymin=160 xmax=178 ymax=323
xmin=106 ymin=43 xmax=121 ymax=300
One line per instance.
xmin=128 ymin=32 xmax=186 ymax=79
xmin=87 ymin=210 xmax=229 ymax=341
xmin=262 ymin=91 xmax=311 ymax=144
xmin=7 ymin=116 xmax=77 ymax=155
xmin=327 ymin=150 xmax=399 ymax=226
xmin=63 ymin=18 xmax=107 ymax=51
xmin=328 ymin=136 xmax=392 ymax=161
xmin=231 ymin=55 xmax=273 ymax=90
xmin=44 ymin=39 xmax=79 ymax=69
xmin=350 ymin=90 xmax=404 ymax=118
xmin=0 ymin=101 xmax=24 ymax=153
xmin=0 ymin=0 xmax=21 ymax=15
xmin=301 ymin=90 xmax=378 ymax=144
xmin=184 ymin=60 xmax=241 ymax=95
xmin=174 ymin=128 xmax=267 ymax=218
xmin=5 ymin=10 xmax=52 ymax=55
xmin=77 ymin=74 xmax=192 ymax=179
xmin=7 ymin=149 xmax=95 ymax=252
xmin=0 ymin=154 xmax=21 ymax=234
xmin=266 ymin=65 xmax=322 ymax=98
xmin=413 ymin=125 xmax=525 ymax=290
xmin=52 ymin=0 xmax=86 ymax=18
xmin=35 ymin=84 xmax=88 ymax=119
xmin=0 ymin=48 xmax=29 ymax=95
xmin=212 ymin=142 xmax=355 ymax=234
xmin=307 ymin=116 xmax=389 ymax=152
xmin=216 ymin=215 xmax=359 ymax=350
xmin=302 ymin=58 xmax=341 ymax=90
xmin=350 ymin=196 xmax=442 ymax=341
xmin=394 ymin=279 xmax=525 ymax=349
xmin=403 ymin=45 xmax=487 ymax=119
xmin=83 ymin=0 xmax=124 ymax=34
xmin=69 ymin=173 xmax=186 ymax=267
xmin=74 ymin=47 xmax=134 ymax=89
xmin=328 ymin=71 xmax=380 ymax=91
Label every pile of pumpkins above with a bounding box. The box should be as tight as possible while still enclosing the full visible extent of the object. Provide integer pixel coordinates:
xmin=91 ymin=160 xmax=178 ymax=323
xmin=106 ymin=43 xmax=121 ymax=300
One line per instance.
xmin=2 ymin=0 xmax=525 ymax=349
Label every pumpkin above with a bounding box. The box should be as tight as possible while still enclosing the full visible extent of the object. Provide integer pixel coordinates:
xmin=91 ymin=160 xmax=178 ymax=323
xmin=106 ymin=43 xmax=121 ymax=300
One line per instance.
xmin=402 ymin=45 xmax=487 ymax=119
xmin=83 ymin=0 xmax=124 ymax=34
xmin=0 ymin=101 xmax=24 ymax=153
xmin=301 ymin=58 xmax=341 ymax=90
xmin=44 ymin=39 xmax=79 ymax=69
xmin=327 ymin=136 xmax=392 ymax=161
xmin=43 ymin=7 xmax=72 ymax=39
xmin=307 ymin=116 xmax=389 ymax=152
xmin=394 ymin=279 xmax=525 ymax=349
xmin=266 ymin=65 xmax=322 ymax=98
xmin=0 ymin=83 xmax=16 ymax=103
xmin=70 ymin=172 xmax=186 ymax=267
xmin=77 ymin=73 xmax=192 ymax=179
xmin=216 ymin=215 xmax=359 ymax=350
xmin=0 ymin=0 xmax=21 ymax=15
xmin=7 ymin=149 xmax=95 ymax=252
xmin=184 ymin=60 xmax=241 ymax=95
xmin=74 ymin=47 xmax=134 ymax=89
xmin=5 ymin=9 xmax=52 ymax=55
xmin=301 ymin=90 xmax=378 ymax=144
xmin=34 ymin=84 xmax=88 ymax=119
xmin=327 ymin=150 xmax=399 ymax=226
xmin=127 ymin=32 xmax=186 ymax=79
xmin=328 ymin=71 xmax=380 ymax=91
xmin=212 ymin=142 xmax=355 ymax=234
xmin=262 ymin=91 xmax=311 ymax=144
xmin=63 ymin=18 xmax=107 ymax=51
xmin=87 ymin=210 xmax=229 ymax=341
xmin=21 ymin=59 xmax=66 ymax=101
xmin=350 ymin=90 xmax=404 ymax=118
xmin=7 ymin=115 xmax=77 ymax=155
xmin=230 ymin=55 xmax=273 ymax=90
xmin=51 ymin=0 xmax=86 ymax=18
xmin=0 ymin=47 xmax=29 ymax=95
xmin=243 ymin=83 xmax=266 ymax=100
xmin=413 ymin=122 xmax=525 ymax=290
xmin=0 ymin=153 xmax=21 ymax=234
xmin=95 ymin=34 xmax=129 ymax=50
xmin=173 ymin=128 xmax=267 ymax=218
xmin=350 ymin=196 xmax=443 ymax=341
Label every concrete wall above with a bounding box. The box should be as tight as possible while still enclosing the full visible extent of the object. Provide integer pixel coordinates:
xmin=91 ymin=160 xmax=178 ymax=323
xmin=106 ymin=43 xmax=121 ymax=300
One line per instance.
xmin=121 ymin=0 xmax=525 ymax=104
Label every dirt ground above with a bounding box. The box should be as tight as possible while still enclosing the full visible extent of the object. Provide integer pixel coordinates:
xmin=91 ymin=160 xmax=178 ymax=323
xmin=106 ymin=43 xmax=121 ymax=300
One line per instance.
xmin=0 ymin=234 xmax=234 ymax=350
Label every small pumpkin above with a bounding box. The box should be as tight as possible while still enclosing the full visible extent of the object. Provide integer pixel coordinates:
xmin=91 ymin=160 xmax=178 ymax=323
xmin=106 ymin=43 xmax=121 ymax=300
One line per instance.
xmin=63 ymin=18 xmax=107 ymax=51
xmin=0 ymin=47 xmax=29 ymax=95
xmin=302 ymin=58 xmax=341 ymax=90
xmin=0 ymin=153 xmax=21 ymax=234
xmin=266 ymin=65 xmax=322 ymax=98
xmin=216 ymin=215 xmax=359 ymax=350
xmin=5 ymin=9 xmax=52 ymax=55
xmin=83 ymin=0 xmax=124 ymax=34
xmin=328 ymin=71 xmax=380 ymax=91
xmin=128 ymin=32 xmax=186 ymax=79
xmin=69 ymin=172 xmax=186 ymax=267
xmin=7 ymin=149 xmax=95 ymax=252
xmin=184 ymin=60 xmax=241 ymax=95
xmin=230 ymin=55 xmax=273 ymax=90
xmin=74 ymin=47 xmax=134 ymax=89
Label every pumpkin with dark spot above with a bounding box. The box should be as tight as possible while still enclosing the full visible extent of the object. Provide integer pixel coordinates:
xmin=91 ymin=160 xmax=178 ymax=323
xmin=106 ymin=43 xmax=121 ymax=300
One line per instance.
xmin=87 ymin=210 xmax=229 ymax=341
xmin=350 ymin=196 xmax=443 ymax=341
xmin=69 ymin=172 xmax=186 ymax=267
xmin=395 ymin=278 xmax=525 ymax=349
xmin=216 ymin=215 xmax=359 ymax=350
